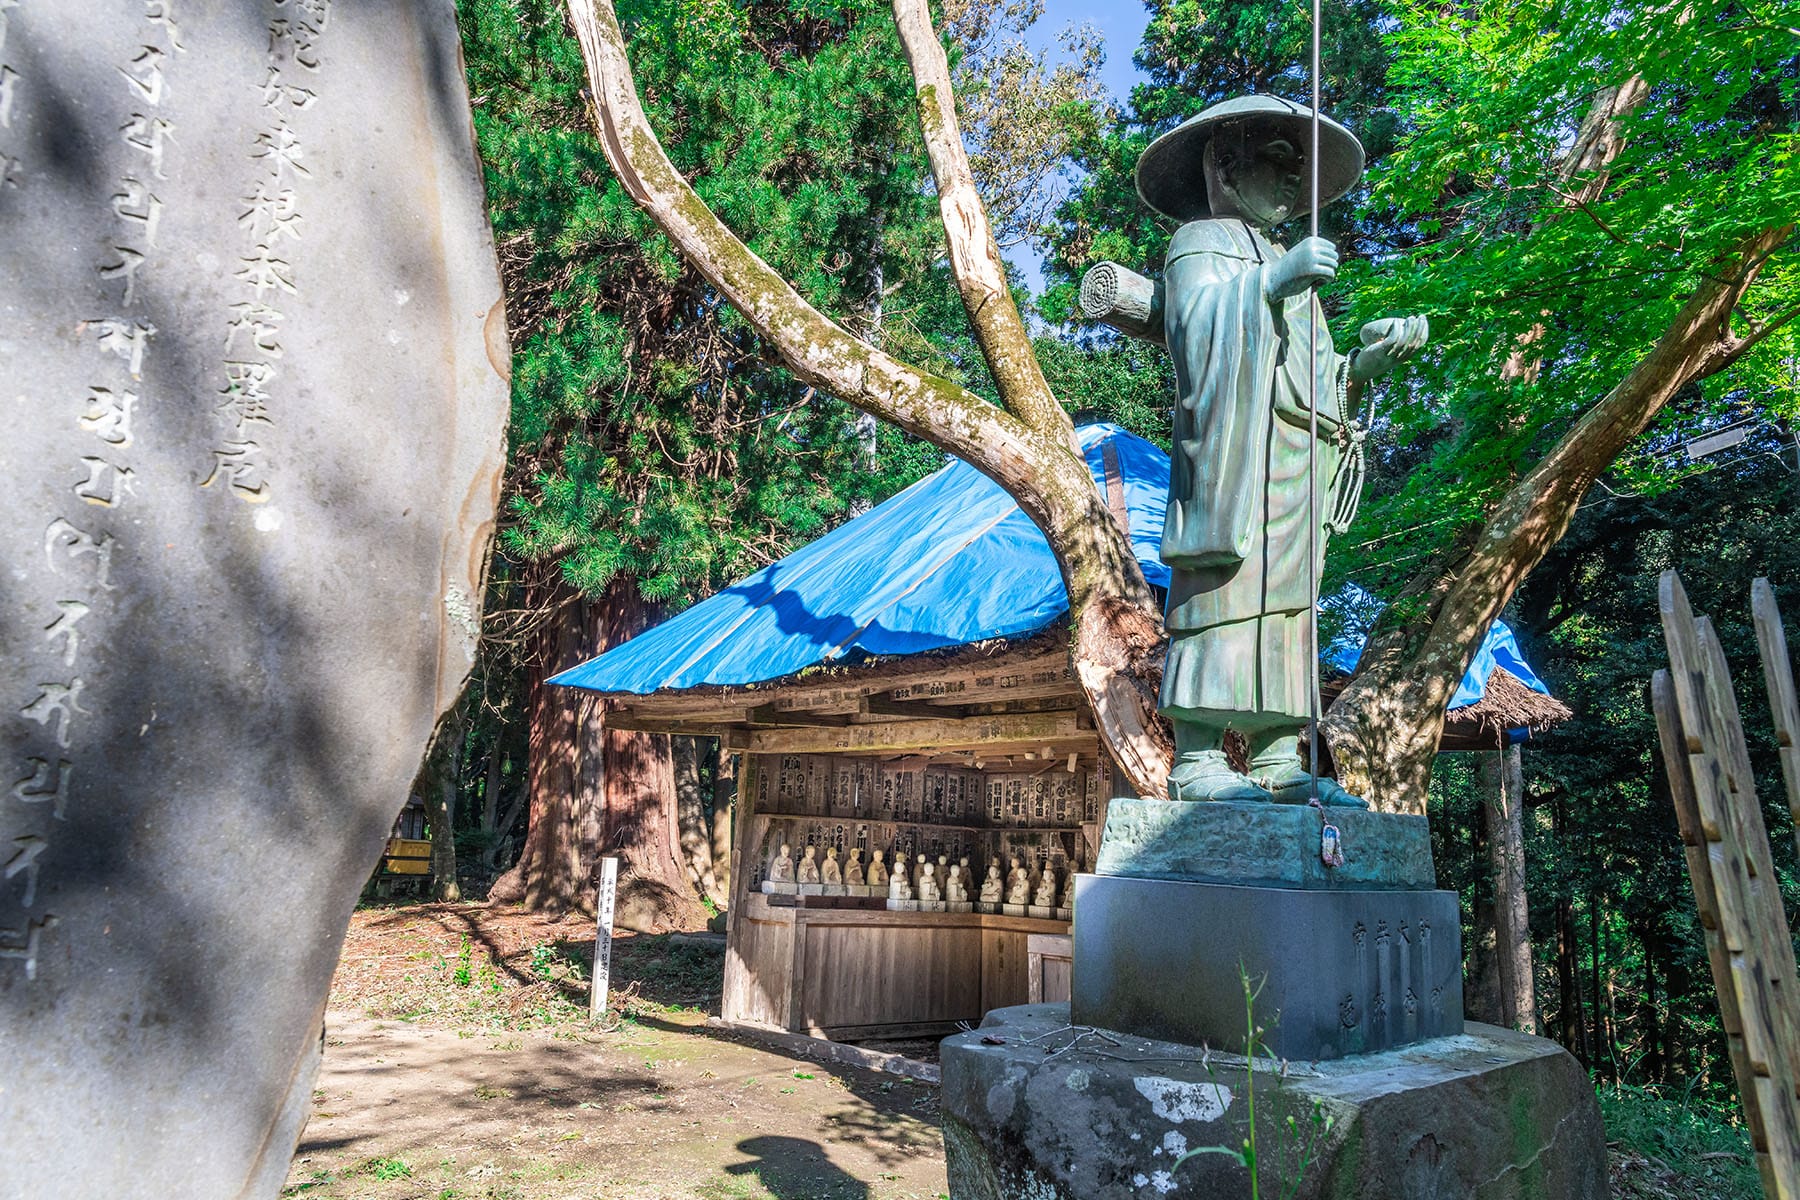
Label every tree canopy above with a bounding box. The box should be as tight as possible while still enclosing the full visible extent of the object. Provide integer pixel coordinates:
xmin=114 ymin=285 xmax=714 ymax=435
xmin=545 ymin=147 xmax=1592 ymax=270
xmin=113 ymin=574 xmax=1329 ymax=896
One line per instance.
xmin=1339 ymin=0 xmax=1798 ymax=600
xmin=462 ymin=0 xmax=966 ymax=609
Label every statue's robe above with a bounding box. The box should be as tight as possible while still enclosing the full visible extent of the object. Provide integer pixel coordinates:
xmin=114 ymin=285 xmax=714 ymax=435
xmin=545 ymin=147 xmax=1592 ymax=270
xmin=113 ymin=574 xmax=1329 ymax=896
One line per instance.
xmin=1158 ymin=218 xmax=1352 ymax=728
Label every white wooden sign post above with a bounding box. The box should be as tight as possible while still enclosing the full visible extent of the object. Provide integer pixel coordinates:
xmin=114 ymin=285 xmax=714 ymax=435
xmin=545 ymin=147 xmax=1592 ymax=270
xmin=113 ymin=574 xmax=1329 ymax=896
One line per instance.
xmin=590 ymin=856 xmax=619 ymax=1023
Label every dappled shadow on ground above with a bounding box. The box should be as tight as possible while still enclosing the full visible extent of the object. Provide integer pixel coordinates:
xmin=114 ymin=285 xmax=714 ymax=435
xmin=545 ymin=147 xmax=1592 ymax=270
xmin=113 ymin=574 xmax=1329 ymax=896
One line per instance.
xmin=629 ymin=1011 xmax=942 ymax=1174
xmin=341 ymin=902 xmax=726 ymax=1015
xmin=291 ymin=1011 xmax=947 ymax=1199
xmin=725 ymin=1135 xmax=870 ymax=1200
xmin=297 ymin=1019 xmax=671 ymax=1160
xmin=310 ymin=905 xmax=943 ymax=1196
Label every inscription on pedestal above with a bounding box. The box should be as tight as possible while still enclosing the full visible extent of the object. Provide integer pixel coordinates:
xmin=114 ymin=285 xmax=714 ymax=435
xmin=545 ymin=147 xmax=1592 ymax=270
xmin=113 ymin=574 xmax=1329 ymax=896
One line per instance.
xmin=1071 ymin=875 xmax=1463 ymax=1059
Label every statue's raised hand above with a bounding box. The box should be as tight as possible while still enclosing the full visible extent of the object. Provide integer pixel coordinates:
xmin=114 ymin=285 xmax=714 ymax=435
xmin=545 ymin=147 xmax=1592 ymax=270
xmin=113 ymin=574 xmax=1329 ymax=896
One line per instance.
xmin=1264 ymin=236 xmax=1339 ymax=303
xmin=1350 ymin=315 xmax=1429 ymax=382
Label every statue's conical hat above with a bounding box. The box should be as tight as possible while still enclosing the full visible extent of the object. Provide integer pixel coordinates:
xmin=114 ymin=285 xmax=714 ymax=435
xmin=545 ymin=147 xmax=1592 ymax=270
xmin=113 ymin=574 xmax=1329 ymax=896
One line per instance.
xmin=1135 ymin=95 xmax=1364 ymax=223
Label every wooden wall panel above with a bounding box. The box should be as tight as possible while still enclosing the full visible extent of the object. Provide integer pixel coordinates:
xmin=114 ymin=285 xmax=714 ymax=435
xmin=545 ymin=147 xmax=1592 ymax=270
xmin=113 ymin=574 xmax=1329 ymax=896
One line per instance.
xmin=795 ymin=922 xmax=984 ymax=1032
xmin=722 ymin=901 xmax=795 ymax=1029
xmin=1041 ymin=957 xmax=1073 ymax=1004
xmin=1027 ymin=932 xmax=1073 ymax=1004
xmin=982 ymin=929 xmax=1029 ymax=1013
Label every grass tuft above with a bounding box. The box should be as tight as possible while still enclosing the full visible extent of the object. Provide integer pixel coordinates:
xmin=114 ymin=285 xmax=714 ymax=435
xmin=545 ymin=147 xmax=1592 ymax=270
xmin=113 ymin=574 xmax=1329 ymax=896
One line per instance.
xmin=1600 ymin=1082 xmax=1760 ymax=1200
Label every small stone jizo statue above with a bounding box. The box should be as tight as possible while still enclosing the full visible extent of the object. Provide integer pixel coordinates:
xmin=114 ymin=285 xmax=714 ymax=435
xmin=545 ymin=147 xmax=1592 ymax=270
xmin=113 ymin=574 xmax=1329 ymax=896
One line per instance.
xmin=867 ymin=849 xmax=889 ymax=889
xmin=844 ymin=847 xmax=865 ymax=887
xmin=979 ymin=863 xmax=1003 ymax=904
xmin=821 ymin=846 xmax=842 ymax=887
xmin=1006 ymin=855 xmax=1029 ymax=896
xmin=768 ymin=843 xmax=794 ymax=883
xmin=1006 ymin=861 xmax=1032 ymax=908
xmin=796 ymin=844 xmax=821 ymax=885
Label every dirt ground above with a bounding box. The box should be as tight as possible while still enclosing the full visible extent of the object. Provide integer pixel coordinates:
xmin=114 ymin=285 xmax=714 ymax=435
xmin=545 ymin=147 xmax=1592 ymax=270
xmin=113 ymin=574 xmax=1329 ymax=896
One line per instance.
xmin=285 ymin=903 xmax=947 ymax=1200
xmin=290 ymin=902 xmax=1751 ymax=1200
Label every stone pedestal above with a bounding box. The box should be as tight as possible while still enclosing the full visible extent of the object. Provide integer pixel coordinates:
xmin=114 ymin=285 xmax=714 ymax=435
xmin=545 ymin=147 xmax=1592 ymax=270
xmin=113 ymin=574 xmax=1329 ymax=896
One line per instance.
xmin=1072 ymin=874 xmax=1462 ymax=1060
xmin=1096 ymin=797 xmax=1434 ymax=889
xmin=941 ymin=1004 xmax=1606 ymax=1200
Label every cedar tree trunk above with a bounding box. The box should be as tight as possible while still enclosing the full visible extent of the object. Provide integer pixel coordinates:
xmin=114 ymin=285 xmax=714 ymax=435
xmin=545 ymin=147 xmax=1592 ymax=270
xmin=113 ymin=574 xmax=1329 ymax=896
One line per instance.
xmin=674 ymin=736 xmax=726 ymax=909
xmin=489 ymin=566 xmax=605 ymax=911
xmin=492 ymin=572 xmax=707 ymax=926
xmin=711 ymin=745 xmax=735 ymax=894
xmin=598 ymin=589 xmax=710 ymax=931
xmin=428 ymin=710 xmax=464 ymax=902
xmin=1481 ymin=743 xmax=1538 ymax=1033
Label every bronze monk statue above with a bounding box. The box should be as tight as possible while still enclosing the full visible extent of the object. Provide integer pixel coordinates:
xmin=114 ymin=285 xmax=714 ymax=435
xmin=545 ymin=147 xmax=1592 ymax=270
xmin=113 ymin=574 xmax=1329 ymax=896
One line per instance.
xmin=1126 ymin=96 xmax=1428 ymax=805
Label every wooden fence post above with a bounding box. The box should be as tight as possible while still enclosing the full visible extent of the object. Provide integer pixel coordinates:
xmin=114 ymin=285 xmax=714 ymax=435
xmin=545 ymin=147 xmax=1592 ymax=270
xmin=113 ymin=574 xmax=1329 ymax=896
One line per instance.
xmin=1653 ymin=570 xmax=1800 ymax=1199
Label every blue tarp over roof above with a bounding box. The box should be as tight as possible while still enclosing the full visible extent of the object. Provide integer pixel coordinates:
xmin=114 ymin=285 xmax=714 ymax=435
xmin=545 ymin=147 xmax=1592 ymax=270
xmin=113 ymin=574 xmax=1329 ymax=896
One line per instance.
xmin=552 ymin=424 xmax=1171 ymax=695
xmin=1324 ymin=617 xmax=1552 ymax=709
xmin=554 ymin=422 xmax=1557 ymax=709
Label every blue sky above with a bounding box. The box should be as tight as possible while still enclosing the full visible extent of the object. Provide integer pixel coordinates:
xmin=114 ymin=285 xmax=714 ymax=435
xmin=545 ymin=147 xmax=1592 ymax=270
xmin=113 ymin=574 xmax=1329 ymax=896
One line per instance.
xmin=1009 ymin=0 xmax=1151 ymax=291
xmin=1035 ymin=0 xmax=1149 ymax=106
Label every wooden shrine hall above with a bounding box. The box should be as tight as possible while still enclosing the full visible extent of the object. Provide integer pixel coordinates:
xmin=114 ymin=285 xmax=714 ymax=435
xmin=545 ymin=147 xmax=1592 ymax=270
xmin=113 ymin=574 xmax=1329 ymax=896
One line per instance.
xmin=553 ymin=425 xmax=1570 ymax=1043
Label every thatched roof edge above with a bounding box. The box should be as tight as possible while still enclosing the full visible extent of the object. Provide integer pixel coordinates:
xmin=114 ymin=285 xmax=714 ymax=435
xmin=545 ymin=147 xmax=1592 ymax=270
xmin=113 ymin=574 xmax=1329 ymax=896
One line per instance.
xmin=1452 ymin=667 xmax=1574 ymax=735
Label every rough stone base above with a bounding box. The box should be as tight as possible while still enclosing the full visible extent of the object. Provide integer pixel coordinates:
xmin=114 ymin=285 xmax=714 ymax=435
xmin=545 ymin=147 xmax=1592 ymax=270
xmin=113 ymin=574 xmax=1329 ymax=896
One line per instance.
xmin=942 ymin=1004 xmax=1607 ymax=1200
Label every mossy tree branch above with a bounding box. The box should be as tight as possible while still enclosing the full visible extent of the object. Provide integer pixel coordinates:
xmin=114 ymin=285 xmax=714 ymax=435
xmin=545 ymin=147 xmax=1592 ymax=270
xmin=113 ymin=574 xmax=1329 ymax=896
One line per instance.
xmin=891 ymin=0 xmax=1069 ymax=441
xmin=1325 ymin=223 xmax=1795 ymax=812
xmin=561 ymin=0 xmax=1172 ymax=796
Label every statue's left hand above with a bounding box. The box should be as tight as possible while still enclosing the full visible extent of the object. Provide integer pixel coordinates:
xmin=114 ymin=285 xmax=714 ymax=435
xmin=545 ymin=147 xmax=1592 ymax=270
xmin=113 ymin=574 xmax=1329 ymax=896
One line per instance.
xmin=1350 ymin=316 xmax=1429 ymax=382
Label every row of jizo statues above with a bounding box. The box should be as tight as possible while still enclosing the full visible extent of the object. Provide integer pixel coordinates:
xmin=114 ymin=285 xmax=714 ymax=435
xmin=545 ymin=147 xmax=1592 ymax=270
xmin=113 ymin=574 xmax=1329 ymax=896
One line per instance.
xmin=761 ymin=843 xmax=1075 ymax=919
xmin=755 ymin=814 xmax=1074 ymax=879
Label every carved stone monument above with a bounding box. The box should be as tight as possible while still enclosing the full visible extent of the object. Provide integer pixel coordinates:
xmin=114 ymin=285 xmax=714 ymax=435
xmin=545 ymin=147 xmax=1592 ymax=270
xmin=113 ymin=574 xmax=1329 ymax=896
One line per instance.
xmin=0 ymin=4 xmax=510 ymax=1196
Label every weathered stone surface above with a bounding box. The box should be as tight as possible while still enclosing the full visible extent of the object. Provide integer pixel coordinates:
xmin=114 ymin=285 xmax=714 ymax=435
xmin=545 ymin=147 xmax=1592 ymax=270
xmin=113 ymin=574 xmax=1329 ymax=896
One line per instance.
xmin=942 ymin=1004 xmax=1608 ymax=1200
xmin=0 ymin=4 xmax=509 ymax=1197
xmin=1072 ymin=875 xmax=1463 ymax=1059
xmin=1096 ymin=797 xmax=1435 ymax=889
